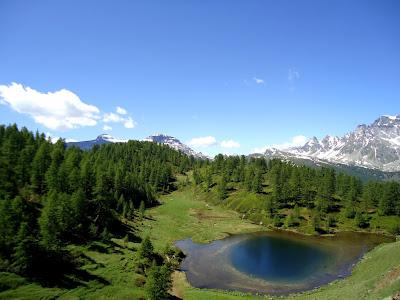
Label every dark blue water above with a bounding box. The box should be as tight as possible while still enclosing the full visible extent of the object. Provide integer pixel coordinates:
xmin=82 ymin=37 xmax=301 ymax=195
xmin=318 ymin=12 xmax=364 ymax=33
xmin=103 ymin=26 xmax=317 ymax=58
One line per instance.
xmin=230 ymin=235 xmax=328 ymax=282
xmin=176 ymin=231 xmax=393 ymax=295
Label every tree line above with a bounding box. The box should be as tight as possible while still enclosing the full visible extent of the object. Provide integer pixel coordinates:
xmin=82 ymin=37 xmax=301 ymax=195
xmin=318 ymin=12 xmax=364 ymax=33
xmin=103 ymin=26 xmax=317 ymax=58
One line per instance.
xmin=192 ymin=154 xmax=400 ymax=231
xmin=0 ymin=124 xmax=192 ymax=278
xmin=1 ymin=123 xmax=400 ymax=295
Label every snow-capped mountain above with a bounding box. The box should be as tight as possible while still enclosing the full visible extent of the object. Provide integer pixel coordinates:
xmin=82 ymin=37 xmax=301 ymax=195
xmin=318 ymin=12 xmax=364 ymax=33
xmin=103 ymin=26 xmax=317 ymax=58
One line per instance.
xmin=143 ymin=134 xmax=207 ymax=159
xmin=66 ymin=134 xmax=128 ymax=150
xmin=259 ymin=114 xmax=400 ymax=172
xmin=66 ymin=133 xmax=207 ymax=159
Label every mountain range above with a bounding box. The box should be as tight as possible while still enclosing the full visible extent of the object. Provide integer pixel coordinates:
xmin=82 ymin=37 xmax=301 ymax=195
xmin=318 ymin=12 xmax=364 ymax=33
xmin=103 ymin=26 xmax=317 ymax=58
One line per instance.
xmin=66 ymin=133 xmax=207 ymax=159
xmin=66 ymin=114 xmax=400 ymax=180
xmin=66 ymin=134 xmax=128 ymax=150
xmin=142 ymin=134 xmax=208 ymax=159
xmin=258 ymin=115 xmax=400 ymax=173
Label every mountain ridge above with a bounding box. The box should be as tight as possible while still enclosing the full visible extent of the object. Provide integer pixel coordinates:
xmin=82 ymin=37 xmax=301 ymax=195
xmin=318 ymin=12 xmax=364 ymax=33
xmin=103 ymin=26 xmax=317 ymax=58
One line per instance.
xmin=65 ymin=114 xmax=400 ymax=174
xmin=259 ymin=114 xmax=400 ymax=172
xmin=66 ymin=133 xmax=207 ymax=158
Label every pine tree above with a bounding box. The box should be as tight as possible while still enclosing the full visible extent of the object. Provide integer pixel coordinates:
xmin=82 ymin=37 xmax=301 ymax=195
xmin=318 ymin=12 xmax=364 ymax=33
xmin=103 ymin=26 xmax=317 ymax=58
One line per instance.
xmin=139 ymin=200 xmax=146 ymax=220
xmin=293 ymin=204 xmax=300 ymax=221
xmin=265 ymin=197 xmax=276 ymax=218
xmin=137 ymin=236 xmax=154 ymax=261
xmin=344 ymin=185 xmax=358 ymax=218
xmin=31 ymin=142 xmax=51 ymax=194
xmin=12 ymin=222 xmax=37 ymax=274
xmin=80 ymin=156 xmax=95 ymax=199
xmin=145 ymin=264 xmax=172 ymax=300
xmin=270 ymin=163 xmax=288 ymax=208
xmin=317 ymin=168 xmax=335 ymax=212
xmin=204 ymin=167 xmax=213 ymax=191
xmin=70 ymin=189 xmax=86 ymax=233
xmin=311 ymin=210 xmax=322 ymax=232
xmin=289 ymin=168 xmax=302 ymax=202
xmin=45 ymin=141 xmax=65 ymax=192
xmin=379 ymin=182 xmax=399 ymax=216
xmin=252 ymin=169 xmax=263 ymax=193
xmin=39 ymin=192 xmax=72 ymax=249
xmin=193 ymin=168 xmax=202 ymax=185
xmin=218 ymin=175 xmax=228 ymax=200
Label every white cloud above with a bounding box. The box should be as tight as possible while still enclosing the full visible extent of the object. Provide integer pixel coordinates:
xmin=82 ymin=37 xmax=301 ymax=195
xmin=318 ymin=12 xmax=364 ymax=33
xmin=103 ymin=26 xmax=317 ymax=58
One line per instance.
xmin=220 ymin=139 xmax=240 ymax=148
xmin=291 ymin=135 xmax=307 ymax=145
xmin=252 ymin=135 xmax=308 ymax=153
xmin=103 ymin=112 xmax=123 ymax=123
xmin=252 ymin=145 xmax=270 ymax=154
xmin=46 ymin=132 xmax=77 ymax=143
xmin=65 ymin=138 xmax=77 ymax=143
xmin=45 ymin=132 xmax=60 ymax=144
xmin=253 ymin=77 xmax=265 ymax=85
xmin=116 ymin=106 xmax=127 ymax=115
xmin=0 ymin=82 xmax=100 ymax=131
xmin=288 ymin=69 xmax=300 ymax=82
xmin=187 ymin=137 xmax=240 ymax=149
xmin=103 ymin=125 xmax=112 ymax=131
xmin=188 ymin=136 xmax=217 ymax=148
xmin=222 ymin=151 xmax=241 ymax=156
xmin=123 ymin=117 xmax=135 ymax=129
xmin=103 ymin=112 xmax=136 ymax=129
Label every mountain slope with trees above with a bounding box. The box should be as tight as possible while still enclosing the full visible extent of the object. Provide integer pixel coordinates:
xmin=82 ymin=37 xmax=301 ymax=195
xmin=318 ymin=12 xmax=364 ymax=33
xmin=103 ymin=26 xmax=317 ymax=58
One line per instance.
xmin=192 ymin=154 xmax=400 ymax=234
xmin=1 ymin=124 xmax=400 ymax=299
xmin=0 ymin=124 xmax=193 ymax=298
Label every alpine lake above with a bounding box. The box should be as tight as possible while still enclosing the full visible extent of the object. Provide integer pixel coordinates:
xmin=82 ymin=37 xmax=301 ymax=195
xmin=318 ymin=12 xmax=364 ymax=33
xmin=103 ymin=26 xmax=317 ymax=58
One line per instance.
xmin=176 ymin=230 xmax=394 ymax=296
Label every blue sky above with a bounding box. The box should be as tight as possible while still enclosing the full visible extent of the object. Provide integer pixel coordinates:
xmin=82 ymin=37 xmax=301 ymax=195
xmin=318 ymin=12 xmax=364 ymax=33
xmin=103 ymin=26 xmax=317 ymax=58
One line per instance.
xmin=0 ymin=0 xmax=399 ymax=155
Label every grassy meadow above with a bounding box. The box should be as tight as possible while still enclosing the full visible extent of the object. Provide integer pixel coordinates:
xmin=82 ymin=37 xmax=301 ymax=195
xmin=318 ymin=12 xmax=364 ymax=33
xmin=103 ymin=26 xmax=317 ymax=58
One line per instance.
xmin=1 ymin=185 xmax=400 ymax=299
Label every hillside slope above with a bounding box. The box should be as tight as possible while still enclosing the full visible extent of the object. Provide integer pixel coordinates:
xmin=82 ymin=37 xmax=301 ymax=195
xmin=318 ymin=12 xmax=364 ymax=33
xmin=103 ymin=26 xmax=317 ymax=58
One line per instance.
xmin=1 ymin=186 xmax=399 ymax=299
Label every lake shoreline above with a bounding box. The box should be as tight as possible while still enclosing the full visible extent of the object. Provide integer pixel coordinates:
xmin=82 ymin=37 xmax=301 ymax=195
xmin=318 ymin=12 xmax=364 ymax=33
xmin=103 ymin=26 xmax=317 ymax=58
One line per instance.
xmin=175 ymin=229 xmax=395 ymax=296
xmin=141 ymin=187 xmax=400 ymax=300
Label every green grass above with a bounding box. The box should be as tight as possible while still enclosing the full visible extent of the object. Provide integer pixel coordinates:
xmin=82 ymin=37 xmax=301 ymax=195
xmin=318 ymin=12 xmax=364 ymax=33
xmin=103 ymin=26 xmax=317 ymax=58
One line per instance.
xmin=0 ymin=240 xmax=146 ymax=300
xmin=143 ymin=186 xmax=400 ymax=300
xmin=1 ymin=184 xmax=400 ymax=299
xmin=140 ymin=187 xmax=263 ymax=253
xmin=199 ymin=181 xmax=400 ymax=236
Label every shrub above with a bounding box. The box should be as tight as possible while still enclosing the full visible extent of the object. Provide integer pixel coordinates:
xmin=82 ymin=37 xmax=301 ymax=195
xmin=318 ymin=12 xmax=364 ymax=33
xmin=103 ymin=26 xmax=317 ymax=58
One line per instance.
xmin=273 ymin=215 xmax=283 ymax=227
xmin=355 ymin=212 xmax=369 ymax=228
xmin=389 ymin=223 xmax=400 ymax=235
xmin=134 ymin=275 xmax=146 ymax=287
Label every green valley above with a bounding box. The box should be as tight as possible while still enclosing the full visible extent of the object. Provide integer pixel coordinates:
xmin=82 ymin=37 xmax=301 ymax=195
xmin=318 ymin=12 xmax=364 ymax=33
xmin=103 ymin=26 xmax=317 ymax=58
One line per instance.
xmin=1 ymin=125 xmax=400 ymax=299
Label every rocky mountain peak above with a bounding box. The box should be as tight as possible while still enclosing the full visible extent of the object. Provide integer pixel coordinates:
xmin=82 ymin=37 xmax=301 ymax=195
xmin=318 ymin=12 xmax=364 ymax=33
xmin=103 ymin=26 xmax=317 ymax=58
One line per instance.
xmin=261 ymin=114 xmax=400 ymax=172
xmin=96 ymin=134 xmax=113 ymax=141
xmin=144 ymin=134 xmax=208 ymax=159
xmin=372 ymin=115 xmax=400 ymax=128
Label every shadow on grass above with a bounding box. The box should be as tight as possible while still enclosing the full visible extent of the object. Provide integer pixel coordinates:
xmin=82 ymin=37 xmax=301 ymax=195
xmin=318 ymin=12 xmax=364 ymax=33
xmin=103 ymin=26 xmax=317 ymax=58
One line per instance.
xmin=105 ymin=215 xmax=143 ymax=244
xmin=28 ymin=249 xmax=110 ymax=289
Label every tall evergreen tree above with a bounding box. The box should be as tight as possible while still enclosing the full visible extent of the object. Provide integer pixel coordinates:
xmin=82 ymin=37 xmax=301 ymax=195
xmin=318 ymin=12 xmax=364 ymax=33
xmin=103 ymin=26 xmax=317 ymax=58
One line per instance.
xmin=218 ymin=175 xmax=228 ymax=200
xmin=31 ymin=142 xmax=51 ymax=194
xmin=145 ymin=264 xmax=172 ymax=300
xmin=379 ymin=182 xmax=400 ymax=216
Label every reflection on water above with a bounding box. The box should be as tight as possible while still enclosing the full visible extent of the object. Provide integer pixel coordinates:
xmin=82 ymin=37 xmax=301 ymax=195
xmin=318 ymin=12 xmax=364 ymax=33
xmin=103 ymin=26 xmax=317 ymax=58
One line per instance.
xmin=176 ymin=230 xmax=393 ymax=295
